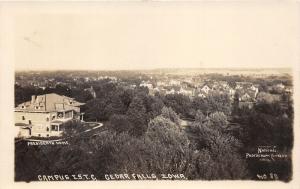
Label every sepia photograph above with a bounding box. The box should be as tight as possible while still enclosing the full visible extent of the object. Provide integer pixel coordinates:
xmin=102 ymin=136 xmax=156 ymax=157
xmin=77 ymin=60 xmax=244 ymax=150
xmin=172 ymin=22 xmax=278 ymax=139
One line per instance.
xmin=14 ymin=68 xmax=293 ymax=182
xmin=0 ymin=1 xmax=300 ymax=189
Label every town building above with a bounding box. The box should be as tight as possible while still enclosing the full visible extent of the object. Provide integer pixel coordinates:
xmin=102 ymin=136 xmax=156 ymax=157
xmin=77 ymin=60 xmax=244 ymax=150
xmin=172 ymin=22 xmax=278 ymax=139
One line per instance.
xmin=139 ymin=82 xmax=154 ymax=90
xmin=201 ymin=85 xmax=211 ymax=94
xmin=15 ymin=93 xmax=85 ymax=138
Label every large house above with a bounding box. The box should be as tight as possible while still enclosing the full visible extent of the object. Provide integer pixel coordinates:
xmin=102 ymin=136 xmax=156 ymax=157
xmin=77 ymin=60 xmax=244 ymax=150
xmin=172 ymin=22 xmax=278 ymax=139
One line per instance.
xmin=15 ymin=93 xmax=85 ymax=138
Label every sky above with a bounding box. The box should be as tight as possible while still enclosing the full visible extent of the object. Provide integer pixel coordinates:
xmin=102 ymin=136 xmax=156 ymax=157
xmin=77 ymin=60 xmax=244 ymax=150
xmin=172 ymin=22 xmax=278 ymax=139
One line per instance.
xmin=13 ymin=2 xmax=299 ymax=71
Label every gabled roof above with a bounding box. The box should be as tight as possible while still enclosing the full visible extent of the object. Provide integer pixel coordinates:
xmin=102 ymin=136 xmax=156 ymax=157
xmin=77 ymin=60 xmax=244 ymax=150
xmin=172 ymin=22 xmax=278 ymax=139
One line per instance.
xmin=15 ymin=93 xmax=85 ymax=112
xmin=236 ymin=88 xmax=257 ymax=101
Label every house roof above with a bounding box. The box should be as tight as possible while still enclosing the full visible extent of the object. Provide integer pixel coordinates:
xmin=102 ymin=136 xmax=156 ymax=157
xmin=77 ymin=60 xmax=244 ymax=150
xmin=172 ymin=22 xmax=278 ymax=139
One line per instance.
xmin=15 ymin=93 xmax=85 ymax=112
xmin=236 ymin=88 xmax=257 ymax=102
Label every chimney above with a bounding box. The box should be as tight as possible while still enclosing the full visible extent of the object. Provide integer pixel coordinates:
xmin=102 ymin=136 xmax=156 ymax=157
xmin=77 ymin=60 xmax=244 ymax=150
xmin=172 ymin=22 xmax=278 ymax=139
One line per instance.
xmin=31 ymin=95 xmax=36 ymax=104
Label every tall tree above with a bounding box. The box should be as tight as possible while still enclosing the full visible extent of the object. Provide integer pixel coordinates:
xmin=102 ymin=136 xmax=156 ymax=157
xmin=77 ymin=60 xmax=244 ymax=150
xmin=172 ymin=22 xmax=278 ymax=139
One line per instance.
xmin=109 ymin=114 xmax=133 ymax=134
xmin=232 ymin=92 xmax=240 ymax=115
xmin=161 ymin=106 xmax=181 ymax=126
xmin=126 ymin=97 xmax=148 ymax=137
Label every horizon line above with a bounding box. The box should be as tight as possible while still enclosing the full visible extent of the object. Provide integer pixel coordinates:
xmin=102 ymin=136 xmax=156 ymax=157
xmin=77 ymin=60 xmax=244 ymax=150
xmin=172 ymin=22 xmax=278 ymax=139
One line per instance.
xmin=15 ymin=67 xmax=292 ymax=72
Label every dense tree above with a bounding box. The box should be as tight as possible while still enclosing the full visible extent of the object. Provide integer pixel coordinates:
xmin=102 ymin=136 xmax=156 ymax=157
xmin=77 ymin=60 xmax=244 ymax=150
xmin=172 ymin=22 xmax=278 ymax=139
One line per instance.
xmin=228 ymin=80 xmax=237 ymax=89
xmin=15 ymin=84 xmax=36 ymax=106
xmin=232 ymin=92 xmax=240 ymax=115
xmin=109 ymin=114 xmax=133 ymax=134
xmin=192 ymin=97 xmax=210 ymax=117
xmin=209 ymin=111 xmax=228 ymax=130
xmin=104 ymin=95 xmax=127 ymax=118
xmin=256 ymin=92 xmax=281 ymax=104
xmin=91 ymin=131 xmax=150 ymax=174
xmin=14 ymin=71 xmax=293 ymax=182
xmin=161 ymin=106 xmax=181 ymax=126
xmin=54 ymin=84 xmax=71 ymax=97
xmin=146 ymin=115 xmax=185 ymax=147
xmin=205 ymin=92 xmax=231 ymax=116
xmin=84 ymin=98 xmax=108 ymax=121
xmin=126 ymin=97 xmax=148 ymax=137
xmin=71 ymin=89 xmax=93 ymax=103
xmin=163 ymin=94 xmax=192 ymax=118
xmin=195 ymin=110 xmax=206 ymax=123
xmin=149 ymin=96 xmax=165 ymax=119
xmin=191 ymin=92 xmax=231 ymax=117
xmin=119 ymin=89 xmax=134 ymax=109
xmin=255 ymin=101 xmax=283 ymax=117
xmin=189 ymin=117 xmax=248 ymax=179
xmin=144 ymin=115 xmax=193 ymax=175
xmin=134 ymin=86 xmax=149 ymax=96
xmin=93 ymin=82 xmax=117 ymax=99
xmin=232 ymin=100 xmax=293 ymax=181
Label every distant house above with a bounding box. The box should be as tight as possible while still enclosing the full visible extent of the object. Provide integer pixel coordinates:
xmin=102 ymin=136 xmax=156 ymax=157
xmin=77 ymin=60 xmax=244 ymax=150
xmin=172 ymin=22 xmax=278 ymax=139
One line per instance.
xmin=236 ymin=88 xmax=256 ymax=102
xmin=219 ymin=81 xmax=230 ymax=89
xmin=183 ymin=78 xmax=193 ymax=83
xmin=139 ymin=82 xmax=153 ymax=89
xmin=129 ymin=84 xmax=136 ymax=89
xmin=201 ymin=85 xmax=211 ymax=94
xmin=240 ymin=93 xmax=252 ymax=102
xmin=250 ymin=85 xmax=259 ymax=98
xmin=149 ymin=87 xmax=160 ymax=96
xmin=169 ymin=80 xmax=181 ymax=86
xmin=256 ymin=92 xmax=281 ymax=104
xmin=234 ymin=82 xmax=259 ymax=102
xmin=228 ymin=88 xmax=236 ymax=99
xmin=97 ymin=76 xmax=118 ymax=81
xmin=157 ymin=81 xmax=167 ymax=86
xmin=166 ymin=88 xmax=176 ymax=95
xmin=15 ymin=93 xmax=85 ymax=138
xmin=285 ymin=86 xmax=292 ymax=94
xmin=276 ymin=83 xmax=285 ymax=90
xmin=197 ymin=93 xmax=206 ymax=98
xmin=178 ymin=87 xmax=193 ymax=96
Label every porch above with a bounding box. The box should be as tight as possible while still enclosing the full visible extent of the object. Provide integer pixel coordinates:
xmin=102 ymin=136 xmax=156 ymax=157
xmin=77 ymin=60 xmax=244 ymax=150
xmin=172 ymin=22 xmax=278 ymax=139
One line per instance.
xmin=50 ymin=120 xmax=64 ymax=136
xmin=56 ymin=110 xmax=84 ymax=121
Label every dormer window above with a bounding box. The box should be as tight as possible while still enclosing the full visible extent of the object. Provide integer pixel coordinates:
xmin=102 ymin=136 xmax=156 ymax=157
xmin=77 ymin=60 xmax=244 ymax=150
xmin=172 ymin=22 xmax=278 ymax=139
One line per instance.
xmin=35 ymin=106 xmax=40 ymax=110
xmin=69 ymin=101 xmax=73 ymax=105
xmin=21 ymin=105 xmax=25 ymax=109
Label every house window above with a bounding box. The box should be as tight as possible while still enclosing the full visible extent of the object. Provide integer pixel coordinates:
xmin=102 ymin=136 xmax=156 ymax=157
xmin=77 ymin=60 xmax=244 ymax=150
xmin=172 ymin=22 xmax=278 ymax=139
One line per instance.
xmin=22 ymin=116 xmax=25 ymax=120
xmin=46 ymin=117 xmax=49 ymax=122
xmin=57 ymin=112 xmax=64 ymax=119
xmin=52 ymin=115 xmax=56 ymax=120
xmin=51 ymin=125 xmax=59 ymax=131
xmin=28 ymin=120 xmax=32 ymax=124
xmin=21 ymin=106 xmax=25 ymax=109
xmin=46 ymin=127 xmax=49 ymax=131
xmin=65 ymin=111 xmax=72 ymax=118
xmin=35 ymin=106 xmax=40 ymax=110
